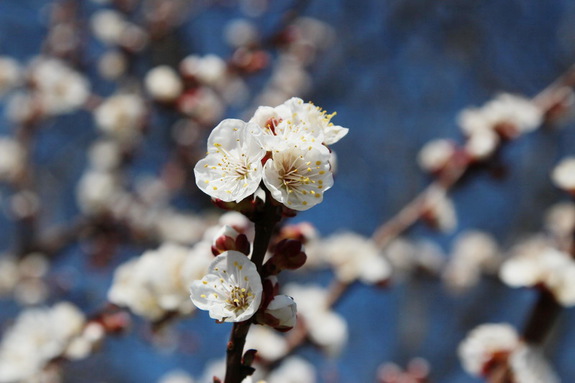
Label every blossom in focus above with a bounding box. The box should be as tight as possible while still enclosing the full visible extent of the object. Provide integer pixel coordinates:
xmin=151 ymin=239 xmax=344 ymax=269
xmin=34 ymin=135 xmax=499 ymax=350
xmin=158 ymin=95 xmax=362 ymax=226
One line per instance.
xmin=0 ymin=302 xmax=86 ymax=382
xmin=500 ymin=242 xmax=575 ymax=306
xmin=263 ymin=142 xmax=333 ymax=211
xmin=190 ymin=250 xmax=263 ymax=322
xmin=249 ymin=97 xmax=348 ymax=149
xmin=108 ymin=242 xmax=213 ymax=320
xmin=194 ymin=119 xmax=266 ymax=203
xmin=458 ymin=323 xmax=520 ymax=377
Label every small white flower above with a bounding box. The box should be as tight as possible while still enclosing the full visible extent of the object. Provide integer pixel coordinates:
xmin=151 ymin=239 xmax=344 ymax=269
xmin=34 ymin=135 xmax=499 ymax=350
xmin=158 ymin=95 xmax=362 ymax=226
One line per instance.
xmin=417 ymin=139 xmax=456 ymax=173
xmin=0 ymin=302 xmax=85 ymax=382
xmin=266 ymin=356 xmax=316 ymax=383
xmin=551 ymin=157 xmax=575 ymax=192
xmin=190 ymin=250 xmax=263 ymax=322
xmin=263 ymin=142 xmax=333 ymax=211
xmin=319 ymin=231 xmax=391 ymax=284
xmin=250 ymin=97 xmax=347 ymax=149
xmin=458 ymin=93 xmax=542 ymax=138
xmin=0 ymin=57 xmax=21 ymax=96
xmin=29 ymin=57 xmax=90 ymax=115
xmin=245 ymin=325 xmax=288 ymax=361
xmin=195 ymin=119 xmax=266 ymax=202
xmin=145 ymin=66 xmax=183 ymax=102
xmin=264 ymin=294 xmax=297 ymax=330
xmin=458 ymin=323 xmax=520 ymax=376
xmin=108 ymin=242 xmax=212 ymax=320
xmin=500 ymin=243 xmax=575 ymax=306
xmin=94 ymin=93 xmax=146 ymax=144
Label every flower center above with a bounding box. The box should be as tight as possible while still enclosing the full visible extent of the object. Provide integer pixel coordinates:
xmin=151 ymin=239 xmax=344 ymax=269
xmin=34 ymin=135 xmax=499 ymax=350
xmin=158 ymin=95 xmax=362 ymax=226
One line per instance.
xmin=226 ymin=285 xmax=252 ymax=313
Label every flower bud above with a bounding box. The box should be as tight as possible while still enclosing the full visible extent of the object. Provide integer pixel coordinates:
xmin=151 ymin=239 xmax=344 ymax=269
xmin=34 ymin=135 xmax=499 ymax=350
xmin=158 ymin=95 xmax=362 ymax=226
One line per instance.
xmin=262 ymin=294 xmax=297 ymax=332
xmin=263 ymin=239 xmax=307 ymax=276
xmin=211 ymin=225 xmax=250 ymax=256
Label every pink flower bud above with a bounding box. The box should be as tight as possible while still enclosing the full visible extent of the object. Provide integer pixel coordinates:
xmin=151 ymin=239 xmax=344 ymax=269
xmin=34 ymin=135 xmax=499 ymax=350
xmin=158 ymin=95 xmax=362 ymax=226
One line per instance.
xmin=211 ymin=225 xmax=250 ymax=255
xmin=263 ymin=239 xmax=307 ymax=276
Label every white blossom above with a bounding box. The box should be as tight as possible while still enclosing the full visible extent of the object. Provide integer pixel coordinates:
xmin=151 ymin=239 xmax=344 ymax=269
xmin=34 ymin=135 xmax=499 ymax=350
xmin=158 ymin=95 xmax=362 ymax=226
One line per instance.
xmin=190 ymin=250 xmax=263 ymax=322
xmin=417 ymin=139 xmax=456 ymax=173
xmin=284 ymin=283 xmax=347 ymax=356
xmin=263 ymin=142 xmax=333 ymax=211
xmin=443 ymin=231 xmax=500 ymax=293
xmin=94 ymin=94 xmax=146 ymax=144
xmin=157 ymin=370 xmax=196 ymax=383
xmin=145 ymin=66 xmax=183 ymax=102
xmin=458 ymin=323 xmax=520 ymax=377
xmin=0 ymin=303 xmax=85 ymax=382
xmin=458 ymin=93 xmax=543 ymax=138
xmin=319 ymin=231 xmax=390 ymax=284
xmin=28 ymin=57 xmax=90 ymax=115
xmin=500 ymin=242 xmax=575 ymax=306
xmin=76 ymin=170 xmax=122 ymax=215
xmin=551 ymin=157 xmax=575 ymax=192
xmin=245 ymin=325 xmax=288 ymax=361
xmin=91 ymin=10 xmax=127 ymax=46
xmin=509 ymin=346 xmax=559 ymax=383
xmin=0 ymin=57 xmax=21 ymax=96
xmin=181 ymin=54 xmax=228 ymax=87
xmin=108 ymin=242 xmax=213 ymax=320
xmin=266 ymin=356 xmax=316 ymax=383
xmin=0 ymin=137 xmax=24 ymax=181
xmin=264 ymin=294 xmax=297 ymax=330
xmin=194 ymin=119 xmax=266 ymax=203
xmin=250 ymin=97 xmax=347 ymax=148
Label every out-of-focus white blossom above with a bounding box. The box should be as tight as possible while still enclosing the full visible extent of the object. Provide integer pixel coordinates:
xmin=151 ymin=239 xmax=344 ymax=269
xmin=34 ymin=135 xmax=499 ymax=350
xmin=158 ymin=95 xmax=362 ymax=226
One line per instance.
xmin=28 ymin=57 xmax=90 ymax=115
xmin=443 ymin=231 xmax=500 ymax=293
xmin=0 ymin=57 xmax=21 ymax=96
xmin=545 ymin=202 xmax=575 ymax=240
xmin=5 ymin=91 xmax=36 ymax=124
xmin=458 ymin=323 xmax=520 ymax=377
xmin=194 ymin=119 xmax=266 ymax=203
xmin=98 ymin=50 xmax=127 ymax=80
xmin=245 ymin=325 xmax=288 ymax=361
xmin=181 ymin=54 xmax=228 ymax=87
xmin=88 ymin=139 xmax=122 ymax=171
xmin=190 ymin=250 xmax=263 ymax=322
xmin=458 ymin=93 xmax=543 ymax=138
xmin=94 ymin=94 xmax=146 ymax=144
xmin=464 ymin=127 xmax=500 ymax=161
xmin=77 ymin=170 xmax=122 ymax=215
xmin=417 ymin=139 xmax=457 ymax=173
xmin=145 ymin=66 xmax=183 ymax=102
xmin=551 ymin=157 xmax=575 ymax=193
xmin=178 ymin=87 xmax=225 ymax=125
xmin=91 ymin=10 xmax=127 ymax=46
xmin=109 ymin=242 xmax=213 ymax=320
xmin=509 ymin=346 xmax=559 ymax=383
xmin=284 ymin=283 xmax=347 ymax=356
xmin=154 ymin=211 xmax=207 ymax=245
xmin=500 ymin=243 xmax=575 ymax=306
xmin=265 ymin=356 xmax=316 ymax=383
xmin=384 ymin=238 xmax=445 ymax=279
xmin=157 ymin=370 xmax=196 ymax=383
xmin=424 ymin=187 xmax=457 ymax=232
xmin=0 ymin=137 xmax=23 ymax=182
xmin=319 ymin=232 xmax=390 ymax=284
xmin=224 ymin=19 xmax=259 ymax=48
xmin=0 ymin=302 xmax=86 ymax=382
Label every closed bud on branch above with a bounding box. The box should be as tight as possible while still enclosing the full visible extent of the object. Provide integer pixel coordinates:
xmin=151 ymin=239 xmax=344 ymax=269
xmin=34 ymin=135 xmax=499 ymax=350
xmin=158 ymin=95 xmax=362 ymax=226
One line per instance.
xmin=263 ymin=239 xmax=307 ymax=275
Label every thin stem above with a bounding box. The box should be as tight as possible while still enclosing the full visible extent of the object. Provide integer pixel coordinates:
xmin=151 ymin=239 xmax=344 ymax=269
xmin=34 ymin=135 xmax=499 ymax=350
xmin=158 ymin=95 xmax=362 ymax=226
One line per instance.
xmin=521 ymin=289 xmax=562 ymax=345
xmin=224 ymin=196 xmax=282 ymax=383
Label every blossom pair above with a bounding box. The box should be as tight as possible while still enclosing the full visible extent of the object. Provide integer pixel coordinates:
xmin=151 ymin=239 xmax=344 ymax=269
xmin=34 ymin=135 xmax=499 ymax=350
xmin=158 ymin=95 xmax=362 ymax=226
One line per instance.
xmin=194 ymin=97 xmax=348 ymax=211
